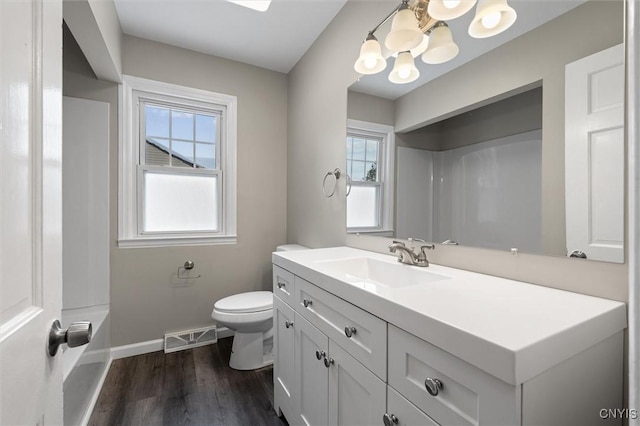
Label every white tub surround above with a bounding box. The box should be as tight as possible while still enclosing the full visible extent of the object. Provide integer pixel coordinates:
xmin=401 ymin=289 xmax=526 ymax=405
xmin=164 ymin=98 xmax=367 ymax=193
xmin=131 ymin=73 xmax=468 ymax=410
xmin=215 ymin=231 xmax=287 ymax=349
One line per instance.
xmin=273 ymin=246 xmax=626 ymax=425
xmin=62 ymin=306 xmax=110 ymax=426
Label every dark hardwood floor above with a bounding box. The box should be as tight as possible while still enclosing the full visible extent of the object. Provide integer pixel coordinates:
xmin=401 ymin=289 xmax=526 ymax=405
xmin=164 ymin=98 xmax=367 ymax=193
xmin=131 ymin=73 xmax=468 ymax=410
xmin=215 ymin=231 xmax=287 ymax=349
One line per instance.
xmin=89 ymin=337 xmax=288 ymax=426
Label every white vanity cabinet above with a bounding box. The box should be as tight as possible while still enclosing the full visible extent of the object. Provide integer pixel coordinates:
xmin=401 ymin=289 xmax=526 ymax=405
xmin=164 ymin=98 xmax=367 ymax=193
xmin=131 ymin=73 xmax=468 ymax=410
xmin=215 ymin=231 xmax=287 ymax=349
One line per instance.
xmin=273 ymin=247 xmax=626 ymax=426
xmin=273 ymin=266 xmax=387 ymax=426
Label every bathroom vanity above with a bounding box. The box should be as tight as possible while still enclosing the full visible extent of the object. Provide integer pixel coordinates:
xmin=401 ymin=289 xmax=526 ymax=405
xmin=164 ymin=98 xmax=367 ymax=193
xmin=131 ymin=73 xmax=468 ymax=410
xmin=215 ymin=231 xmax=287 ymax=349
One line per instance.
xmin=272 ymin=247 xmax=626 ymax=426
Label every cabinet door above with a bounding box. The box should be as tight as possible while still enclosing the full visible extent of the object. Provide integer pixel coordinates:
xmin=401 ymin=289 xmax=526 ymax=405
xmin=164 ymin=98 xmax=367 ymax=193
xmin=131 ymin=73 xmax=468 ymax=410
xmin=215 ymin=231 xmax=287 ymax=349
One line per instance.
xmin=386 ymin=386 xmax=440 ymax=426
xmin=327 ymin=342 xmax=386 ymax=426
xmin=295 ymin=315 xmax=329 ymax=426
xmin=274 ymin=296 xmax=296 ymax=422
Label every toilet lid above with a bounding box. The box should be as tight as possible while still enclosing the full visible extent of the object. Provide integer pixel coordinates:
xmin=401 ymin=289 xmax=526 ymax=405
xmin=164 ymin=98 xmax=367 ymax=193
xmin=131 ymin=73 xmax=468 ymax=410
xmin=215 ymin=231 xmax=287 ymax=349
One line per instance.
xmin=214 ymin=291 xmax=273 ymax=313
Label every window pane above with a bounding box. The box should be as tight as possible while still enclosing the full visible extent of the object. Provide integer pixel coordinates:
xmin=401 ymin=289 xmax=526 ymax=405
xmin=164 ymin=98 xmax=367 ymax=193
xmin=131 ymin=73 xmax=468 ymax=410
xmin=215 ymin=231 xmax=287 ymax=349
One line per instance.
xmin=196 ymin=143 xmax=216 ymax=169
xmin=346 ymin=137 xmax=353 ymax=160
xmin=351 ymin=138 xmax=366 ymax=161
xmin=145 ymin=138 xmax=171 ymax=166
xmin=172 ymin=110 xmax=194 ymax=140
xmin=145 ymin=106 xmax=169 ymax=138
xmin=347 ymin=186 xmax=379 ymax=228
xmin=143 ymin=172 xmax=218 ymax=232
xmin=196 ymin=114 xmax=216 ymax=143
xmin=351 ymin=160 xmax=366 ymax=181
xmin=366 ymin=139 xmax=378 ymax=162
xmin=172 ymin=141 xmax=194 ymax=167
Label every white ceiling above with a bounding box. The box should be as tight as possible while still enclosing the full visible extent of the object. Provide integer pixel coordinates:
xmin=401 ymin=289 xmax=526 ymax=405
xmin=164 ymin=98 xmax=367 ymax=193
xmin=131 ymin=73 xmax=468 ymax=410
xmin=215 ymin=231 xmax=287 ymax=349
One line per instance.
xmin=114 ymin=0 xmax=347 ymax=73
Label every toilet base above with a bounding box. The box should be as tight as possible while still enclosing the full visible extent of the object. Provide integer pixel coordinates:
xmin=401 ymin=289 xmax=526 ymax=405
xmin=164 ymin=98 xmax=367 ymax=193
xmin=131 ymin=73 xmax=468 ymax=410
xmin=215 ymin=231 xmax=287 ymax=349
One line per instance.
xmin=229 ymin=331 xmax=274 ymax=370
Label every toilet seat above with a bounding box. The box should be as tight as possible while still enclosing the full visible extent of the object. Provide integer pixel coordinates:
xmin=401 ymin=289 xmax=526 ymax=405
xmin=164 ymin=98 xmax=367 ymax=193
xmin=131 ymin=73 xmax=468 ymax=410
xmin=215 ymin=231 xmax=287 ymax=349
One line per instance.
xmin=214 ymin=291 xmax=273 ymax=314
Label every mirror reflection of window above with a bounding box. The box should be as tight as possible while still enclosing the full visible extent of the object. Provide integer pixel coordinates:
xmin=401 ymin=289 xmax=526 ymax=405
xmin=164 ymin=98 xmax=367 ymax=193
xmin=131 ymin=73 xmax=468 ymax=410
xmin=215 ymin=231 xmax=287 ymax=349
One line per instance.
xmin=345 ymin=121 xmax=395 ymax=234
xmin=346 ymin=132 xmax=382 ymax=229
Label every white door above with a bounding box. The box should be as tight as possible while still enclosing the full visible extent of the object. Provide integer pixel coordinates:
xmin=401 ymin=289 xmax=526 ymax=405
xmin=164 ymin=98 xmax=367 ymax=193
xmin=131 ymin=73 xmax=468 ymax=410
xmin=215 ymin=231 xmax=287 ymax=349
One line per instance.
xmin=295 ymin=315 xmax=329 ymax=426
xmin=327 ymin=342 xmax=386 ymax=426
xmin=565 ymin=44 xmax=624 ymax=262
xmin=0 ymin=0 xmax=64 ymax=424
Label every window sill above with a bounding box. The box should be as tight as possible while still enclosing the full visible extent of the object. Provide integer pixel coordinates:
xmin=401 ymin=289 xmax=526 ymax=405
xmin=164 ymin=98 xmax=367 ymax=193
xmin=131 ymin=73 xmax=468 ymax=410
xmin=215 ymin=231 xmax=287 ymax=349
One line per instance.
xmin=118 ymin=234 xmax=237 ymax=248
xmin=347 ymin=229 xmax=394 ymax=237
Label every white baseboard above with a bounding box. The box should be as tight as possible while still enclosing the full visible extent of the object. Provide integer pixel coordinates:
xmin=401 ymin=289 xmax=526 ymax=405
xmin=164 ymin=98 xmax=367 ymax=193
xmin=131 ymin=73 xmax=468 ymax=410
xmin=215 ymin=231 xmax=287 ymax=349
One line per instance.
xmin=79 ymin=356 xmax=113 ymax=426
xmin=110 ymin=327 xmax=233 ymax=360
xmin=111 ymin=338 xmax=164 ymax=359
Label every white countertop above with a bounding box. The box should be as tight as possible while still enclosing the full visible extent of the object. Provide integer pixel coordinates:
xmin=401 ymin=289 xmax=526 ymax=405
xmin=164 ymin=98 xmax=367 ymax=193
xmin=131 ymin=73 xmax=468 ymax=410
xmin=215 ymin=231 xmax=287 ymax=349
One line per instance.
xmin=273 ymin=246 xmax=627 ymax=385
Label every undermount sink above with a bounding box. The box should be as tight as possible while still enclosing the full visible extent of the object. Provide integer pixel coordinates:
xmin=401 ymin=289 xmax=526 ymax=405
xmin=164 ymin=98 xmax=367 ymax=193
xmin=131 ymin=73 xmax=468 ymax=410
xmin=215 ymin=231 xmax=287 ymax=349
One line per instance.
xmin=314 ymin=257 xmax=450 ymax=289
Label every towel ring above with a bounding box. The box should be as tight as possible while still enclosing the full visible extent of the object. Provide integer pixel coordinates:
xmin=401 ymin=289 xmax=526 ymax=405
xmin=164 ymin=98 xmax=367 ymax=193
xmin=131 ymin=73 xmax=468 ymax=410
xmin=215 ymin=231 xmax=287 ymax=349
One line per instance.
xmin=322 ymin=168 xmax=342 ymax=197
xmin=345 ymin=173 xmax=352 ymax=197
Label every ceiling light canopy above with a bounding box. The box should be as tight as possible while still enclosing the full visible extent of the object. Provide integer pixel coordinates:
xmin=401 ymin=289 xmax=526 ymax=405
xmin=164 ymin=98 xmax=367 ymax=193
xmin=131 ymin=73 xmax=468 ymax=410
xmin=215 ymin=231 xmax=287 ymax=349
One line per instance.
xmin=354 ymin=0 xmax=517 ymax=84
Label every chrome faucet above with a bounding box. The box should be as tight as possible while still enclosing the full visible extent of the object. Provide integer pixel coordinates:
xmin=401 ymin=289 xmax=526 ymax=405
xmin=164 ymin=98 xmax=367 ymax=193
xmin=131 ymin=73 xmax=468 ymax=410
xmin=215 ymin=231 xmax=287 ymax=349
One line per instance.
xmin=388 ymin=240 xmax=435 ymax=267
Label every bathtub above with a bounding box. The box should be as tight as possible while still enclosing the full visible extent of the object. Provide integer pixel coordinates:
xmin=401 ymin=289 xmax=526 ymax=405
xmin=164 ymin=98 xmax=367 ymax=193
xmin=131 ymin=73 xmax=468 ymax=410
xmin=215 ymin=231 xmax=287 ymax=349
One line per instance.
xmin=62 ymin=305 xmax=111 ymax=426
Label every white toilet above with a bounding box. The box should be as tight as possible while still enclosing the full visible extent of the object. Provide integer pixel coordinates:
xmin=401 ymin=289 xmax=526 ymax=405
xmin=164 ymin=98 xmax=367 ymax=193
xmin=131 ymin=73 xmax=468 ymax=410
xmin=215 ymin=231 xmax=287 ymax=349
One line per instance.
xmin=211 ymin=244 xmax=307 ymax=370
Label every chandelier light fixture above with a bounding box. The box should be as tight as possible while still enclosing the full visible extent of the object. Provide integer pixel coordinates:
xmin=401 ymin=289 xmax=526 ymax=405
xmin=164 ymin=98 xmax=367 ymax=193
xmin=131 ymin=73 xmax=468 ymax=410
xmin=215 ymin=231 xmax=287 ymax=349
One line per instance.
xmin=354 ymin=0 xmax=517 ymax=84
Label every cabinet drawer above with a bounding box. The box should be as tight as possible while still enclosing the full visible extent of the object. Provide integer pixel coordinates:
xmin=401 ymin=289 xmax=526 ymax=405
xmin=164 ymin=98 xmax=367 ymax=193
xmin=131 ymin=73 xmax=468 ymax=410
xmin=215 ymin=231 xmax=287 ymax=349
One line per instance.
xmin=388 ymin=325 xmax=518 ymax=426
xmin=295 ymin=276 xmax=387 ymax=380
xmin=387 ymin=386 xmax=440 ymax=426
xmin=273 ymin=265 xmax=295 ymax=307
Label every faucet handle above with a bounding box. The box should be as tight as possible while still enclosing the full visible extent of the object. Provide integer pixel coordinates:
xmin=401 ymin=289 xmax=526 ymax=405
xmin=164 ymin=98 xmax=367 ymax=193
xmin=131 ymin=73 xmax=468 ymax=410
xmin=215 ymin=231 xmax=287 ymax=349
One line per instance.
xmin=416 ymin=244 xmax=435 ymax=267
xmin=407 ymin=237 xmax=425 ymax=246
xmin=388 ymin=240 xmax=405 ymax=253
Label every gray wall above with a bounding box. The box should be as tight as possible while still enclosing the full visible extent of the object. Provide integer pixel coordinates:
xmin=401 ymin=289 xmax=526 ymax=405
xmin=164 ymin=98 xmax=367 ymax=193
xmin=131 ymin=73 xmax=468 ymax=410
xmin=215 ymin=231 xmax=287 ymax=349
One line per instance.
xmin=288 ymin=0 xmax=627 ymax=302
xmin=64 ymin=29 xmax=288 ymax=346
xmin=347 ymin=90 xmax=395 ymax=126
xmin=287 ymin=1 xmax=394 ymax=248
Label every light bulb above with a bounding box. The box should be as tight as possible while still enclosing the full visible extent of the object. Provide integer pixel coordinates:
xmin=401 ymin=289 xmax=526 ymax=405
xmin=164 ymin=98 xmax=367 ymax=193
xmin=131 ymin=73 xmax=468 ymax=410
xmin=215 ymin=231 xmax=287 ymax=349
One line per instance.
xmin=443 ymin=0 xmax=461 ymax=8
xmin=364 ymin=57 xmax=377 ymax=69
xmin=481 ymin=11 xmax=501 ymax=29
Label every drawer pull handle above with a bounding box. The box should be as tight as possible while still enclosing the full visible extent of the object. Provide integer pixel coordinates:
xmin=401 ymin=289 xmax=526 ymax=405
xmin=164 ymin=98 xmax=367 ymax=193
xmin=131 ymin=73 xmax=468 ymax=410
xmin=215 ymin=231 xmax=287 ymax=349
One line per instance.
xmin=324 ymin=357 xmax=334 ymax=368
xmin=383 ymin=413 xmax=399 ymax=426
xmin=425 ymin=377 xmax=443 ymax=396
xmin=303 ymin=299 xmax=313 ymax=308
xmin=285 ymin=321 xmax=294 ymax=329
xmin=277 ymin=280 xmax=286 ymax=289
xmin=315 ymin=350 xmax=326 ymax=360
xmin=344 ymin=326 xmax=357 ymax=338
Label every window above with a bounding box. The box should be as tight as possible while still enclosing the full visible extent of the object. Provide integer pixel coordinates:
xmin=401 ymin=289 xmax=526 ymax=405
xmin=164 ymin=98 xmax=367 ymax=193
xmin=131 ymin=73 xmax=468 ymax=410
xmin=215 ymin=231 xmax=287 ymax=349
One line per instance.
xmin=346 ymin=120 xmax=394 ymax=233
xmin=119 ymin=76 xmax=237 ymax=247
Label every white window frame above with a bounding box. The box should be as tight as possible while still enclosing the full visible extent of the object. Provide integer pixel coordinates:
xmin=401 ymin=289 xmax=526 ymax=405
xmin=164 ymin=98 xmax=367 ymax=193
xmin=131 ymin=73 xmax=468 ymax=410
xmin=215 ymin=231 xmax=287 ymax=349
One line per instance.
xmin=118 ymin=75 xmax=237 ymax=247
xmin=346 ymin=119 xmax=395 ymax=234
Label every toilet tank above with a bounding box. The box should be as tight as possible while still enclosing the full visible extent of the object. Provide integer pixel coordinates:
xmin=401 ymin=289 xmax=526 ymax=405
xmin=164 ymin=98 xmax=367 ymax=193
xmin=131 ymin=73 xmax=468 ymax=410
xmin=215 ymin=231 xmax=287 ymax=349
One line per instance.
xmin=276 ymin=244 xmax=308 ymax=252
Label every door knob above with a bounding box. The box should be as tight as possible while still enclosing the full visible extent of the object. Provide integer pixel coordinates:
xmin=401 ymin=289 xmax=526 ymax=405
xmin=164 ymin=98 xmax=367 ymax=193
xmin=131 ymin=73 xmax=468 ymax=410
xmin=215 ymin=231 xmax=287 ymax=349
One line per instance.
xmin=285 ymin=320 xmax=294 ymax=329
xmin=315 ymin=350 xmax=326 ymax=360
xmin=569 ymin=250 xmax=587 ymax=259
xmin=48 ymin=320 xmax=92 ymax=356
xmin=303 ymin=299 xmax=313 ymax=308
xmin=324 ymin=357 xmax=334 ymax=368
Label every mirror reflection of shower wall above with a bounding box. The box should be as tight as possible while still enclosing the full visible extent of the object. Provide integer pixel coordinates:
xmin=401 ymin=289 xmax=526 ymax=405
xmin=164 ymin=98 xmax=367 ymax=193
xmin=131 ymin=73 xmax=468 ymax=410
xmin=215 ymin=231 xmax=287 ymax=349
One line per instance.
xmin=396 ymin=88 xmax=542 ymax=253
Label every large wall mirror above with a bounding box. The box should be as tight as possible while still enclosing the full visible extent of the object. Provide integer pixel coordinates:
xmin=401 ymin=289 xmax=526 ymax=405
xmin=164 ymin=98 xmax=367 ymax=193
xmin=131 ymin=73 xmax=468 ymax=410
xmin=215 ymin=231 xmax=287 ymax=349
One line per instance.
xmin=347 ymin=0 xmax=625 ymax=263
